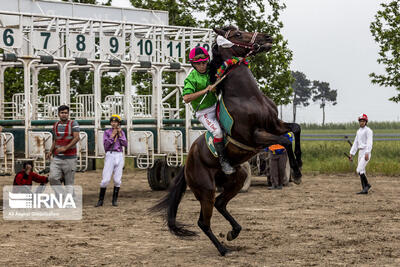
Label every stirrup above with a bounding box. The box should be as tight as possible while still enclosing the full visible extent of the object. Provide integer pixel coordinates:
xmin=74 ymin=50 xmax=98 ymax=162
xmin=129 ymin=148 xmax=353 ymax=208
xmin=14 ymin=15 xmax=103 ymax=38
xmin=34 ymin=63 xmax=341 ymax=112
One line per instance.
xmin=221 ymin=161 xmax=235 ymax=175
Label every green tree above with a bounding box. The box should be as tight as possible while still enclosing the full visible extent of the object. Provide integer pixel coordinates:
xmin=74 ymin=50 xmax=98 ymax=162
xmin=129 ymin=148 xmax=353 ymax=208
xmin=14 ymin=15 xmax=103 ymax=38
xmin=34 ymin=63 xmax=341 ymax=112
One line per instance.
xmin=129 ymin=0 xmax=199 ymax=115
xmin=201 ymin=0 xmax=294 ymax=105
xmin=3 ymin=68 xmax=24 ymax=102
xmin=129 ymin=0 xmax=198 ymax=26
xmin=312 ymin=81 xmax=337 ymax=126
xmin=370 ymin=1 xmax=400 ymax=103
xmin=291 ymin=71 xmax=312 ymax=123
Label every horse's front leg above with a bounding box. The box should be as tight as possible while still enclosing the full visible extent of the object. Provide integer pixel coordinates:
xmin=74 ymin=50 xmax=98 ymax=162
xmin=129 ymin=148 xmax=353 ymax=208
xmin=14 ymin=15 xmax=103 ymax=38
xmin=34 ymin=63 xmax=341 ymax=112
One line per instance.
xmin=284 ymin=122 xmax=303 ymax=167
xmin=253 ymin=128 xmax=302 ymax=183
xmin=214 ymin=166 xmax=247 ymax=241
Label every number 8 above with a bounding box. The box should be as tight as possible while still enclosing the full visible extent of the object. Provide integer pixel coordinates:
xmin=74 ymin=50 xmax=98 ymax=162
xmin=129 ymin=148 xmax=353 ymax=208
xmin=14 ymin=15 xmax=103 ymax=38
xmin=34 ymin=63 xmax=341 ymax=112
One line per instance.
xmin=76 ymin=35 xmax=86 ymax=51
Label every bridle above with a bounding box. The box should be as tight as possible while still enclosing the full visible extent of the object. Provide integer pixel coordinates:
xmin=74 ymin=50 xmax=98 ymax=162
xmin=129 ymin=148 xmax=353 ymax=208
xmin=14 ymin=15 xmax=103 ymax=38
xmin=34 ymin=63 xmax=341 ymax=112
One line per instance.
xmin=224 ymin=30 xmax=261 ymax=57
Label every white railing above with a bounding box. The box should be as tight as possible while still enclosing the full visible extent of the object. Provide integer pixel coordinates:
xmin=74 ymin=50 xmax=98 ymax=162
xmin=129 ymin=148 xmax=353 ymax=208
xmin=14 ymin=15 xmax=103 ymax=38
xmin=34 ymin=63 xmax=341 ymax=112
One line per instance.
xmin=27 ymin=131 xmax=53 ymax=173
xmin=128 ymin=130 xmax=154 ymax=169
xmin=74 ymin=94 xmax=95 ymax=119
xmin=42 ymin=94 xmax=60 ymax=119
xmin=131 ymin=95 xmax=152 ymax=118
xmin=76 ymin=132 xmax=88 ymax=171
xmin=0 ymin=132 xmax=15 ymax=175
xmin=160 ymin=129 xmax=183 ymax=167
xmin=70 ymin=102 xmax=85 ymax=120
xmin=102 ymin=95 xmax=124 ymax=119
xmin=12 ymin=93 xmax=26 ymax=119
xmin=0 ymin=102 xmax=20 ymax=120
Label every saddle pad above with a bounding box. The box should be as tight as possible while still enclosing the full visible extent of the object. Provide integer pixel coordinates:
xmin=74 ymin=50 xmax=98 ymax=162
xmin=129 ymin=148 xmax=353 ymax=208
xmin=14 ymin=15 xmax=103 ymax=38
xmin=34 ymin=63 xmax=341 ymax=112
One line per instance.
xmin=218 ymin=96 xmax=234 ymax=136
xmin=205 ymin=131 xmax=230 ymax=158
xmin=205 ymin=131 xmax=218 ymax=157
xmin=205 ymin=96 xmax=234 ymax=158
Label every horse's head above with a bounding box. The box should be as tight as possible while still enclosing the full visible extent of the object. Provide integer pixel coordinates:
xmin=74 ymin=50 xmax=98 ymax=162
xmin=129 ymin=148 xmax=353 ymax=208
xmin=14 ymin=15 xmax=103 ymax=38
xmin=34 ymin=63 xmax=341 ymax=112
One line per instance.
xmin=213 ymin=26 xmax=273 ymax=58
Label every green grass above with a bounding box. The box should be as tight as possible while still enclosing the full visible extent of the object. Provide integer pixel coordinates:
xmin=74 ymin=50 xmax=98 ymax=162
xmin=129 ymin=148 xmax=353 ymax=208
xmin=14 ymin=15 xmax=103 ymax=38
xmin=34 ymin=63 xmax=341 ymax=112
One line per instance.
xmin=302 ymin=128 xmax=400 ymax=134
xmin=300 ymin=121 xmax=400 ymax=130
xmin=301 ymin=141 xmax=400 ymax=176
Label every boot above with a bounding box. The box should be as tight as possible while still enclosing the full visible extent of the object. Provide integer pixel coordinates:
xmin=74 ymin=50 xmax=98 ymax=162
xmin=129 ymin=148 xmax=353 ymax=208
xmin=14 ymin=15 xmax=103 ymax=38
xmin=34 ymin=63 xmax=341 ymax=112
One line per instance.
xmin=214 ymin=141 xmax=236 ymax=175
xmin=361 ymin=174 xmax=371 ymax=194
xmin=95 ymin=187 xmax=106 ymax=207
xmin=356 ymin=174 xmax=365 ymax=194
xmin=112 ymin=186 xmax=120 ymax=206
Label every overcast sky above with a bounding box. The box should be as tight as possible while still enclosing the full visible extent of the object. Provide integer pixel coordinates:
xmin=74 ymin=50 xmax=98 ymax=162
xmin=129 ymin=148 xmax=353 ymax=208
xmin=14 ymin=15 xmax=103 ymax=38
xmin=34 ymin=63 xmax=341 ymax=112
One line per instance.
xmin=280 ymin=0 xmax=399 ymax=123
xmin=104 ymin=0 xmax=399 ymax=123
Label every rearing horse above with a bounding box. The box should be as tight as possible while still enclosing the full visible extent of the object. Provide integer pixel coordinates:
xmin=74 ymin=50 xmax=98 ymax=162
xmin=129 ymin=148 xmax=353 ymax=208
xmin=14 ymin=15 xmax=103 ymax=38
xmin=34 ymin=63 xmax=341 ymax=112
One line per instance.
xmin=151 ymin=26 xmax=303 ymax=256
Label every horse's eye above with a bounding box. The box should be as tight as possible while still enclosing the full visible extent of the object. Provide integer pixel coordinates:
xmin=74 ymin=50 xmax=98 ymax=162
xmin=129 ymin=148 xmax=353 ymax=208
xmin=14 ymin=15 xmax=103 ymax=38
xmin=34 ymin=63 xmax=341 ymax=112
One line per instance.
xmin=236 ymin=32 xmax=241 ymax=37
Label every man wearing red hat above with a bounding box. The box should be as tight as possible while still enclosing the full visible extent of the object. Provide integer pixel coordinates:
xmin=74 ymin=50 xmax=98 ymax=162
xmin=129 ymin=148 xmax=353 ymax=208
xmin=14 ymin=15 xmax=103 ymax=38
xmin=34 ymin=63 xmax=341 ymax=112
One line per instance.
xmin=349 ymin=114 xmax=373 ymax=194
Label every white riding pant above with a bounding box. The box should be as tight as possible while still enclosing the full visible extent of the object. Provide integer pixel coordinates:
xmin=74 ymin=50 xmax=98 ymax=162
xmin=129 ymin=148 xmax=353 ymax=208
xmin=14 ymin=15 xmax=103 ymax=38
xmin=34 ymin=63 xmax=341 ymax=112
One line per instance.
xmin=357 ymin=149 xmax=371 ymax=175
xmin=100 ymin=151 xmax=124 ymax=188
xmin=196 ymin=104 xmax=223 ymax=139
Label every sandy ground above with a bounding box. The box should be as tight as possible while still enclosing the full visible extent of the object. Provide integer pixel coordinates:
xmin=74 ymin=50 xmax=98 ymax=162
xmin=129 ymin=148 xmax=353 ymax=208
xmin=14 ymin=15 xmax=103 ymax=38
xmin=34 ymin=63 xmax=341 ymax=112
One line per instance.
xmin=0 ymin=170 xmax=399 ymax=266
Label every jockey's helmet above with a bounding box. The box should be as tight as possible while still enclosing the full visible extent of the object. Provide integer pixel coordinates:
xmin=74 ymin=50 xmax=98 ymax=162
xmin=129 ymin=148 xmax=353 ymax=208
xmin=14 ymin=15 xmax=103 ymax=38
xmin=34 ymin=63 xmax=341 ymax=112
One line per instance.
xmin=189 ymin=46 xmax=210 ymax=63
xmin=358 ymin=113 xmax=368 ymax=122
xmin=110 ymin=114 xmax=122 ymax=123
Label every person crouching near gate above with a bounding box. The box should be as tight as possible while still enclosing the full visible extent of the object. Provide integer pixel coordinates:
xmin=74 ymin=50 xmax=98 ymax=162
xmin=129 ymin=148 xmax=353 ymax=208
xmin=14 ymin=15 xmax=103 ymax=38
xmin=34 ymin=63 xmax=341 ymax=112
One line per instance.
xmin=13 ymin=161 xmax=48 ymax=193
xmin=266 ymin=144 xmax=287 ymax=190
xmin=349 ymin=113 xmax=373 ymax=194
xmin=95 ymin=115 xmax=127 ymax=207
xmin=47 ymin=105 xmax=80 ymax=196
xmin=182 ymin=46 xmax=235 ymax=175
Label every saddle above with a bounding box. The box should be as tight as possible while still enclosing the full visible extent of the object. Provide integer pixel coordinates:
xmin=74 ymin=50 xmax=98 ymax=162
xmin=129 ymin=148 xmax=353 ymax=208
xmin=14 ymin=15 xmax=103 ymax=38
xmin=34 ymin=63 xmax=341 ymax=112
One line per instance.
xmin=205 ymin=96 xmax=234 ymax=157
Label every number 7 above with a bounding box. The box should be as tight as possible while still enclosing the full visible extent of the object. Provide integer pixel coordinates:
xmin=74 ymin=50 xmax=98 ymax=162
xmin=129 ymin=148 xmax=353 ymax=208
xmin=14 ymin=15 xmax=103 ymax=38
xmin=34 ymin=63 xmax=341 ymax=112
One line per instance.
xmin=41 ymin=32 xmax=51 ymax=49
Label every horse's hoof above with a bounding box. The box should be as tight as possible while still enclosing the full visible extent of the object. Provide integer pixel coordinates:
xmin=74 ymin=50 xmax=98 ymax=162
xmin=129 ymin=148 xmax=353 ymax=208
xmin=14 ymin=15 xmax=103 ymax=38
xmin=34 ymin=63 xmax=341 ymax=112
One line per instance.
xmin=227 ymin=230 xmax=240 ymax=241
xmin=227 ymin=231 xmax=233 ymax=241
xmin=219 ymin=246 xmax=228 ymax=256
xmin=293 ymin=178 xmax=302 ymax=185
xmin=292 ymin=170 xmax=302 ymax=185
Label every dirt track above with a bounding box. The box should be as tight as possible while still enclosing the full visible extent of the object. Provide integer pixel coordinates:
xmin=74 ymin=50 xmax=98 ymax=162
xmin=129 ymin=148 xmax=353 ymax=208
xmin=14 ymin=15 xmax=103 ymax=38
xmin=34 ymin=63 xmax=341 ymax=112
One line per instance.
xmin=1 ymin=170 xmax=399 ymax=266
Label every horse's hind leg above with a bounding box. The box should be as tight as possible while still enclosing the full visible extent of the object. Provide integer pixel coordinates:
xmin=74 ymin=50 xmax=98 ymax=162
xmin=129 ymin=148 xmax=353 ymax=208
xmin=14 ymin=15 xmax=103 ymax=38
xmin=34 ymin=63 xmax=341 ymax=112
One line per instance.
xmin=253 ymin=128 xmax=302 ymax=182
xmin=197 ymin=190 xmax=228 ymax=256
xmin=284 ymin=122 xmax=302 ymax=167
xmin=214 ymin=166 xmax=247 ymax=241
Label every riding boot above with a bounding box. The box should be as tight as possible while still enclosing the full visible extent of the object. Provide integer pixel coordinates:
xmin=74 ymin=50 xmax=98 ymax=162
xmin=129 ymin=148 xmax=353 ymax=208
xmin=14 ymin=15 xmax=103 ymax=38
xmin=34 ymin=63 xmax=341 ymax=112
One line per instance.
xmin=95 ymin=187 xmax=106 ymax=207
xmin=214 ymin=141 xmax=236 ymax=175
xmin=112 ymin=186 xmax=120 ymax=206
xmin=356 ymin=173 xmax=366 ymax=194
xmin=360 ymin=173 xmax=371 ymax=194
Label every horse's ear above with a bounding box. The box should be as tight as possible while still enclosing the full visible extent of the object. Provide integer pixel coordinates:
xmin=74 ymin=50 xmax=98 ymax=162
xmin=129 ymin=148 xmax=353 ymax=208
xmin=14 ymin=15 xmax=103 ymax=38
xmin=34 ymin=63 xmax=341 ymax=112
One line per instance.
xmin=213 ymin=28 xmax=225 ymax=36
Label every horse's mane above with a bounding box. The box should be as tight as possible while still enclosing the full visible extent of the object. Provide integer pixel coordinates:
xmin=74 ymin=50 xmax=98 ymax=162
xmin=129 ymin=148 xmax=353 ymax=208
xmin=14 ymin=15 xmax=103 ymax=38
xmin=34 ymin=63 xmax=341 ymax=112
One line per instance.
xmin=209 ymin=25 xmax=238 ymax=84
xmin=208 ymin=43 xmax=221 ymax=84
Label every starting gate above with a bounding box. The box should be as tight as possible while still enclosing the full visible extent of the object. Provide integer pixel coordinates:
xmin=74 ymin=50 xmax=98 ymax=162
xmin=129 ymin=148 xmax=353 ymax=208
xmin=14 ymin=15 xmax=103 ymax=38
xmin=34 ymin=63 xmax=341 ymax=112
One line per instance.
xmin=0 ymin=0 xmax=215 ymax=190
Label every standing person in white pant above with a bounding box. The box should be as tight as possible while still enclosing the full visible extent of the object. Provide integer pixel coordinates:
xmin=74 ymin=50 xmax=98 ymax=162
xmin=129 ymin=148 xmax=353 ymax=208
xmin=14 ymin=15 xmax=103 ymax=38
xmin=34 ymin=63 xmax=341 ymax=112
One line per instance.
xmin=95 ymin=115 xmax=127 ymax=207
xmin=349 ymin=113 xmax=373 ymax=194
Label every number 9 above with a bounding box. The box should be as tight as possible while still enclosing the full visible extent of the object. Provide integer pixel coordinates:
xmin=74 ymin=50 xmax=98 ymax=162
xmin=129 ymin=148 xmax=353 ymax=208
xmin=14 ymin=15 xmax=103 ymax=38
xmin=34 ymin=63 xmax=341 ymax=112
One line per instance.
xmin=110 ymin=37 xmax=119 ymax=53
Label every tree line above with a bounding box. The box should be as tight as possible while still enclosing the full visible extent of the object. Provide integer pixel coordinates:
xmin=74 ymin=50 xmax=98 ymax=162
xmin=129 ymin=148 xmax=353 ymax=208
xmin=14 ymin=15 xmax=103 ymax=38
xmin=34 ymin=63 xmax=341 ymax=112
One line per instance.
xmin=291 ymin=71 xmax=337 ymax=126
xmin=2 ymin=0 xmax=396 ymax=122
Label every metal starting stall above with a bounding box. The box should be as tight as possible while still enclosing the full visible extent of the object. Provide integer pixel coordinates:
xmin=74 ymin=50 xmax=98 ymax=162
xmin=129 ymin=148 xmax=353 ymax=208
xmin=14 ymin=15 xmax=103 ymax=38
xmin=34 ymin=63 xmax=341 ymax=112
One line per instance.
xmin=0 ymin=0 xmax=213 ymax=189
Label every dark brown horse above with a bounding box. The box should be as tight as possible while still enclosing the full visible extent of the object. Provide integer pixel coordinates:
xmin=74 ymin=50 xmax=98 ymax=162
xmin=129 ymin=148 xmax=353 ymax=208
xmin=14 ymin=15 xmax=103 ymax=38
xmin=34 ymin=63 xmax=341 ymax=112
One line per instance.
xmin=151 ymin=26 xmax=303 ymax=256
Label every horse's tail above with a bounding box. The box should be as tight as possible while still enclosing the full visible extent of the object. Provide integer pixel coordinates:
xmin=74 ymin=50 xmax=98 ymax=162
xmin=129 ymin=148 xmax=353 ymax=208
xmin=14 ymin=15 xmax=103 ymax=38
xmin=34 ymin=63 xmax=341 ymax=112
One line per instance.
xmin=149 ymin=167 xmax=197 ymax=237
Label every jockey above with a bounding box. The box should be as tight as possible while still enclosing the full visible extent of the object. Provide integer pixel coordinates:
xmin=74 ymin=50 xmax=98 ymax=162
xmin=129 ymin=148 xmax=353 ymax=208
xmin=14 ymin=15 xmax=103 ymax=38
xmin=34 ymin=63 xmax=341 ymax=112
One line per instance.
xmin=95 ymin=114 xmax=127 ymax=207
xmin=182 ymin=46 xmax=235 ymax=175
xmin=349 ymin=113 xmax=373 ymax=194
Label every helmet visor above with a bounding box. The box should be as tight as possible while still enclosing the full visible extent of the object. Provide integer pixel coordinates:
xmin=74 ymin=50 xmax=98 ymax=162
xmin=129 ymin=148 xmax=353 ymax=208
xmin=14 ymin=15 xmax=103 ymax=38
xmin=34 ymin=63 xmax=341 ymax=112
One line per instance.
xmin=193 ymin=54 xmax=208 ymax=60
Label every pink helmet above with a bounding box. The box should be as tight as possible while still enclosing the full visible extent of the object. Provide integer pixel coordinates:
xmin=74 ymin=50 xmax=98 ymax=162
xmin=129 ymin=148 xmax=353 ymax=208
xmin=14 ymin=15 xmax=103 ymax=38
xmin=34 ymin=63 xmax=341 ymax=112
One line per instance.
xmin=358 ymin=113 xmax=368 ymax=122
xmin=189 ymin=46 xmax=210 ymax=63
